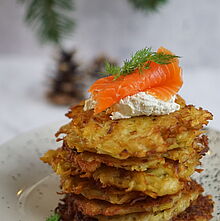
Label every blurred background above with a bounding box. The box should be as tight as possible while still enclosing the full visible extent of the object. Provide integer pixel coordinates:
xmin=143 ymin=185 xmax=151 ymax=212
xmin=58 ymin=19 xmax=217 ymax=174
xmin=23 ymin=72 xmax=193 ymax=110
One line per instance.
xmin=0 ymin=0 xmax=220 ymax=143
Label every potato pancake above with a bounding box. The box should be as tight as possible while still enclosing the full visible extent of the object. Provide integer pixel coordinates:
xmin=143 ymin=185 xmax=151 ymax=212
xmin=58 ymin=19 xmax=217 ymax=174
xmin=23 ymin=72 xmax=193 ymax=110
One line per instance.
xmin=57 ymin=195 xmax=213 ymax=221
xmin=42 ymin=151 xmax=201 ymax=198
xmin=41 ymin=139 xmax=204 ymax=175
xmin=56 ymin=96 xmax=212 ymax=159
xmin=60 ymin=176 xmax=143 ymax=205
xmin=56 ymin=181 xmax=207 ymax=220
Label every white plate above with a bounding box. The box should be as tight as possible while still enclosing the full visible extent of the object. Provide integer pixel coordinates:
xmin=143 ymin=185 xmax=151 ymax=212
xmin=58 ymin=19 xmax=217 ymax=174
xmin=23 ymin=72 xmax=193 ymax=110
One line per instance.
xmin=0 ymin=124 xmax=219 ymax=221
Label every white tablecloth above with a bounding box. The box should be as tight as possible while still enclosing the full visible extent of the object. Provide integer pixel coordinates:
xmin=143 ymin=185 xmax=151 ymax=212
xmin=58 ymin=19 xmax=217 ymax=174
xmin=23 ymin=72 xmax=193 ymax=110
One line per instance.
xmin=0 ymin=56 xmax=219 ymax=144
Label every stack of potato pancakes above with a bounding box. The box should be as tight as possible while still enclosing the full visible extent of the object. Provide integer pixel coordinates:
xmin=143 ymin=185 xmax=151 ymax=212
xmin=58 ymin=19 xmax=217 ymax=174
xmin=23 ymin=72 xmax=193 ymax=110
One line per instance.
xmin=41 ymin=95 xmax=214 ymax=221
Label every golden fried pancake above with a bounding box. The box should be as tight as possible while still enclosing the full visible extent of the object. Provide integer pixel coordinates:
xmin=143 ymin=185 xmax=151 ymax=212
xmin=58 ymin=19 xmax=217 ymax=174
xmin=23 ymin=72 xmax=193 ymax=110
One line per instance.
xmin=60 ymin=176 xmax=142 ymax=204
xmin=41 ymin=137 xmax=206 ymax=175
xmin=62 ymin=163 xmax=195 ymax=198
xmin=57 ymin=195 xmax=213 ymax=221
xmin=41 ymin=148 xmax=165 ymax=174
xmin=42 ymin=147 xmax=203 ymax=198
xmin=56 ymin=181 xmax=209 ymax=221
xmin=42 ymin=150 xmax=201 ymax=198
xmin=59 ymin=166 xmax=183 ymax=198
xmin=56 ymin=96 xmax=212 ymax=159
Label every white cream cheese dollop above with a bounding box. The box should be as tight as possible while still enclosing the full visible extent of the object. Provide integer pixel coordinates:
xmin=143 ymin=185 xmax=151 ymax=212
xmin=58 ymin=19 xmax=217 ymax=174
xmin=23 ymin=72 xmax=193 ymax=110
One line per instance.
xmin=84 ymin=92 xmax=180 ymax=120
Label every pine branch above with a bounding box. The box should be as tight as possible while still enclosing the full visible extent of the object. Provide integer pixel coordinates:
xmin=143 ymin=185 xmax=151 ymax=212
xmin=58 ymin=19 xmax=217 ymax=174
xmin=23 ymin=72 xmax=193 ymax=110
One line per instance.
xmin=18 ymin=0 xmax=75 ymax=45
xmin=128 ymin=0 xmax=169 ymax=12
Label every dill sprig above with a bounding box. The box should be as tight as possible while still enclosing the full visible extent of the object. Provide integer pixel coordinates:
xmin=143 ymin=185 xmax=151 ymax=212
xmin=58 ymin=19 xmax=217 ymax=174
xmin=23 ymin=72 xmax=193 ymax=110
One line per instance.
xmin=46 ymin=213 xmax=60 ymax=221
xmin=105 ymin=47 xmax=179 ymax=79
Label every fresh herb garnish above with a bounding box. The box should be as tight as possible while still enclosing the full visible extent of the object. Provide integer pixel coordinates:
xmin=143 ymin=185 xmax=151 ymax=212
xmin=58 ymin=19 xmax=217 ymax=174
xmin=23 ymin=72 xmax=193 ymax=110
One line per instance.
xmin=104 ymin=47 xmax=179 ymax=79
xmin=46 ymin=213 xmax=60 ymax=221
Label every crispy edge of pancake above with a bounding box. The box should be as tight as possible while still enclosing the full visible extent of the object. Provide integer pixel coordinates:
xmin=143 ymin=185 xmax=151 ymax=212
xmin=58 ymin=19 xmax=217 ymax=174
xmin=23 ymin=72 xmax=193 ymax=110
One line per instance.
xmin=55 ymin=96 xmax=212 ymax=159
xmin=172 ymin=195 xmax=214 ymax=221
xmin=57 ymin=180 xmax=203 ymax=217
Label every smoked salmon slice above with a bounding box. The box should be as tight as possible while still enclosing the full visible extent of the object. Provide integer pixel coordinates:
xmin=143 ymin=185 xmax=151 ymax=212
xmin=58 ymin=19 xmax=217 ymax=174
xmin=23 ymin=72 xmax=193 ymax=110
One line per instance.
xmin=89 ymin=47 xmax=183 ymax=114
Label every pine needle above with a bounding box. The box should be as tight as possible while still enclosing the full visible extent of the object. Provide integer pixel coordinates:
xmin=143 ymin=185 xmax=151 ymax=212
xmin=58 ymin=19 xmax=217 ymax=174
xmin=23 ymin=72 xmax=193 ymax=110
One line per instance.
xmin=128 ymin=0 xmax=169 ymax=12
xmin=18 ymin=0 xmax=75 ymax=45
